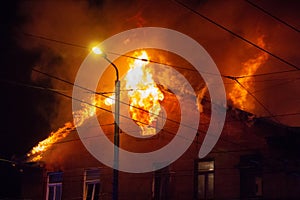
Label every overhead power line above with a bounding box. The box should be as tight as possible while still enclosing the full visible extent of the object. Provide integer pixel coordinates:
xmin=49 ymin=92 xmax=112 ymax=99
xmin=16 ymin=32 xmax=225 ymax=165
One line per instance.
xmin=31 ymin=68 xmax=243 ymax=149
xmin=20 ymin=32 xmax=300 ymax=128
xmin=233 ymin=69 xmax=299 ymax=79
xmin=224 ymin=76 xmax=300 ymax=85
xmin=230 ymin=77 xmax=281 ymax=124
xmin=0 ymin=78 xmax=72 ymax=93
xmin=245 ymin=0 xmax=300 ymax=33
xmin=260 ymin=112 xmax=300 ymax=119
xmin=21 ymin=32 xmax=299 ymax=126
xmin=30 ymin=68 xmax=206 ymax=134
xmin=23 ymin=32 xmax=87 ymax=49
xmin=3 ymin=74 xmax=299 ymax=153
xmin=23 ymin=32 xmax=300 ymax=79
xmin=172 ymin=0 xmax=300 ymax=71
xmin=19 ymin=69 xmax=244 ymax=147
xmin=233 ymin=78 xmax=300 ymax=99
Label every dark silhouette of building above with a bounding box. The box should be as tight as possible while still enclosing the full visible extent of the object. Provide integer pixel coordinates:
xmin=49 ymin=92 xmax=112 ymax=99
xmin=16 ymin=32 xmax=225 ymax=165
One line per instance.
xmin=21 ymin=103 xmax=300 ymax=200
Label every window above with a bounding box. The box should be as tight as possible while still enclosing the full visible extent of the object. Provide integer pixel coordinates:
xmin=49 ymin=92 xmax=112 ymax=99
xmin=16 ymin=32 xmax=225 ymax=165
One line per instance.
xmin=195 ymin=160 xmax=214 ymax=200
xmin=152 ymin=167 xmax=170 ymax=200
xmin=46 ymin=172 xmax=63 ymax=200
xmin=239 ymin=154 xmax=262 ymax=199
xmin=84 ymin=169 xmax=101 ymax=200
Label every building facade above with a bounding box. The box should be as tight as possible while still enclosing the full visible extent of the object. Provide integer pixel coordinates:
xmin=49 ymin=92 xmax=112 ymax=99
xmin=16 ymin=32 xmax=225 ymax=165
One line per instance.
xmin=21 ymin=107 xmax=300 ymax=200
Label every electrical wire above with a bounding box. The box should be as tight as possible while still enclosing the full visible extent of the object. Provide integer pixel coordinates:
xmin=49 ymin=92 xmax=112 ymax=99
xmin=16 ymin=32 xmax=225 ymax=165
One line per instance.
xmin=31 ymin=68 xmax=201 ymax=131
xmin=5 ymin=10 xmax=300 ymax=188
xmin=0 ymin=78 xmax=72 ymax=93
xmin=230 ymin=77 xmax=280 ymax=123
xmin=4 ymin=67 xmax=298 ymax=150
xmin=22 ymin=32 xmax=87 ymax=49
xmin=231 ymin=78 xmax=300 ymax=99
xmin=1 ymin=74 xmax=247 ymax=151
xmin=172 ymin=0 xmax=300 ymax=71
xmin=35 ymin=68 xmax=258 ymax=148
xmin=22 ymin=32 xmax=300 ymax=124
xmin=245 ymin=0 xmax=300 ymax=33
xmin=260 ymin=112 xmax=300 ymax=119
xmin=23 ymin=32 xmax=300 ymax=79
xmin=233 ymin=69 xmax=300 ymax=79
xmin=7 ymin=70 xmax=298 ymax=126
xmin=16 ymin=29 xmax=300 ymax=151
xmin=8 ymin=73 xmax=296 ymax=159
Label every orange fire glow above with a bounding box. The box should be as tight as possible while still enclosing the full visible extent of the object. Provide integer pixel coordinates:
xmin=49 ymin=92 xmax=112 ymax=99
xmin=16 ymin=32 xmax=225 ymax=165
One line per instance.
xmin=229 ymin=37 xmax=269 ymax=110
xmin=126 ymin=51 xmax=164 ymax=135
xmin=27 ymin=122 xmax=74 ymax=162
xmin=27 ymin=96 xmax=101 ymax=162
xmin=105 ymin=51 xmax=164 ymax=135
xmin=73 ymin=96 xmax=100 ymax=127
xmin=27 ymin=50 xmax=164 ymax=161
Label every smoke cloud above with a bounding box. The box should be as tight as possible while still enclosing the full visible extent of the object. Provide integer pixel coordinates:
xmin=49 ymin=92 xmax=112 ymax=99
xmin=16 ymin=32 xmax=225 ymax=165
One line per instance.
xmin=16 ymin=0 xmax=300 ymax=133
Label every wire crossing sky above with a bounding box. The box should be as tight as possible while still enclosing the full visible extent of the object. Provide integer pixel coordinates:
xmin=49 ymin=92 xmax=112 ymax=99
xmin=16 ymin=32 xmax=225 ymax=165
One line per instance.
xmin=1 ymin=0 xmax=299 ymax=160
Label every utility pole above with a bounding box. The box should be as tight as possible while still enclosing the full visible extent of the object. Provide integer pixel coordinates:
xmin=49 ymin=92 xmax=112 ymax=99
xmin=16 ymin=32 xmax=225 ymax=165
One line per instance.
xmin=113 ymin=79 xmax=120 ymax=200
xmin=92 ymin=47 xmax=120 ymax=200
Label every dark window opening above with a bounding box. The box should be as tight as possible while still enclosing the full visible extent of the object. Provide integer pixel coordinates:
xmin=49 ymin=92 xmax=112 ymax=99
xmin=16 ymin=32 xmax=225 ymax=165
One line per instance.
xmin=153 ymin=167 xmax=170 ymax=200
xmin=84 ymin=168 xmax=101 ymax=200
xmin=239 ymin=154 xmax=263 ymax=199
xmin=47 ymin=172 xmax=63 ymax=200
xmin=195 ymin=160 xmax=214 ymax=200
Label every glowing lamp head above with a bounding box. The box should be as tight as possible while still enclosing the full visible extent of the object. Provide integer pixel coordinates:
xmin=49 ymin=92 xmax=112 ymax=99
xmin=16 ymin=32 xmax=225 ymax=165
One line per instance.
xmin=92 ymin=47 xmax=104 ymax=55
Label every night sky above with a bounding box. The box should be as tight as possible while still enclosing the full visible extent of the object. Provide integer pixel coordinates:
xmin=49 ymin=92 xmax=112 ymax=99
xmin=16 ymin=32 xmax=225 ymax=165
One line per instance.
xmin=1 ymin=0 xmax=300 ymax=161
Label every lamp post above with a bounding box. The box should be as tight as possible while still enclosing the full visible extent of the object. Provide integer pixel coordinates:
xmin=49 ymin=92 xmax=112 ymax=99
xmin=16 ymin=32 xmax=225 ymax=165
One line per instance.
xmin=92 ymin=47 xmax=120 ymax=200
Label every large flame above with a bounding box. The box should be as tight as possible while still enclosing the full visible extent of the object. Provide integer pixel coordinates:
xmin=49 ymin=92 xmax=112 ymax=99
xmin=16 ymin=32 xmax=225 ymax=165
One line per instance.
xmin=27 ymin=122 xmax=74 ymax=162
xmin=126 ymin=51 xmax=164 ymax=135
xmin=229 ymin=36 xmax=269 ymax=110
xmin=27 ymin=96 xmax=100 ymax=162
xmin=73 ymin=96 xmax=100 ymax=127
xmin=105 ymin=51 xmax=164 ymax=135
xmin=27 ymin=50 xmax=164 ymax=161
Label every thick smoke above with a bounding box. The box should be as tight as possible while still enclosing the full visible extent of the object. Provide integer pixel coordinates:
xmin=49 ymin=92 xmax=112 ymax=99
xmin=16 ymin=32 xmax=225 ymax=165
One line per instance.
xmin=16 ymin=0 xmax=300 ymax=133
xmin=16 ymin=0 xmax=148 ymax=130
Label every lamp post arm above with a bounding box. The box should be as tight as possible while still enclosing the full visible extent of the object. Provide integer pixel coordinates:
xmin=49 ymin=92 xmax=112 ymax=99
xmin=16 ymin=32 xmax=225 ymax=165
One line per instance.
xmin=104 ymin=56 xmax=119 ymax=81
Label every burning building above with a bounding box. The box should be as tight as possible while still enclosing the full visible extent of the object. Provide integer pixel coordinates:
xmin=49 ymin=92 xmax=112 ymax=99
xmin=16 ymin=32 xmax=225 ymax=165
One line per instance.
xmin=21 ymin=49 xmax=300 ymax=200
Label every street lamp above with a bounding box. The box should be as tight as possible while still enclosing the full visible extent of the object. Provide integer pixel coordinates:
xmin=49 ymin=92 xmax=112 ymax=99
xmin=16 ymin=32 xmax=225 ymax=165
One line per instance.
xmin=92 ymin=47 xmax=120 ymax=200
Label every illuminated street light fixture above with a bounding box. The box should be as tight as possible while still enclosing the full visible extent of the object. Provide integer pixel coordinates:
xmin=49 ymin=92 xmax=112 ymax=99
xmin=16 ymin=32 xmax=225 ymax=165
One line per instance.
xmin=92 ymin=47 xmax=120 ymax=200
xmin=92 ymin=47 xmax=119 ymax=80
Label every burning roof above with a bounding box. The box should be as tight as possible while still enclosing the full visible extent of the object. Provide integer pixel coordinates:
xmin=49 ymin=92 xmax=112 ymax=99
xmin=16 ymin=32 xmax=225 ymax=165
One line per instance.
xmin=27 ymin=50 xmax=167 ymax=162
xmin=27 ymin=38 xmax=273 ymax=163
